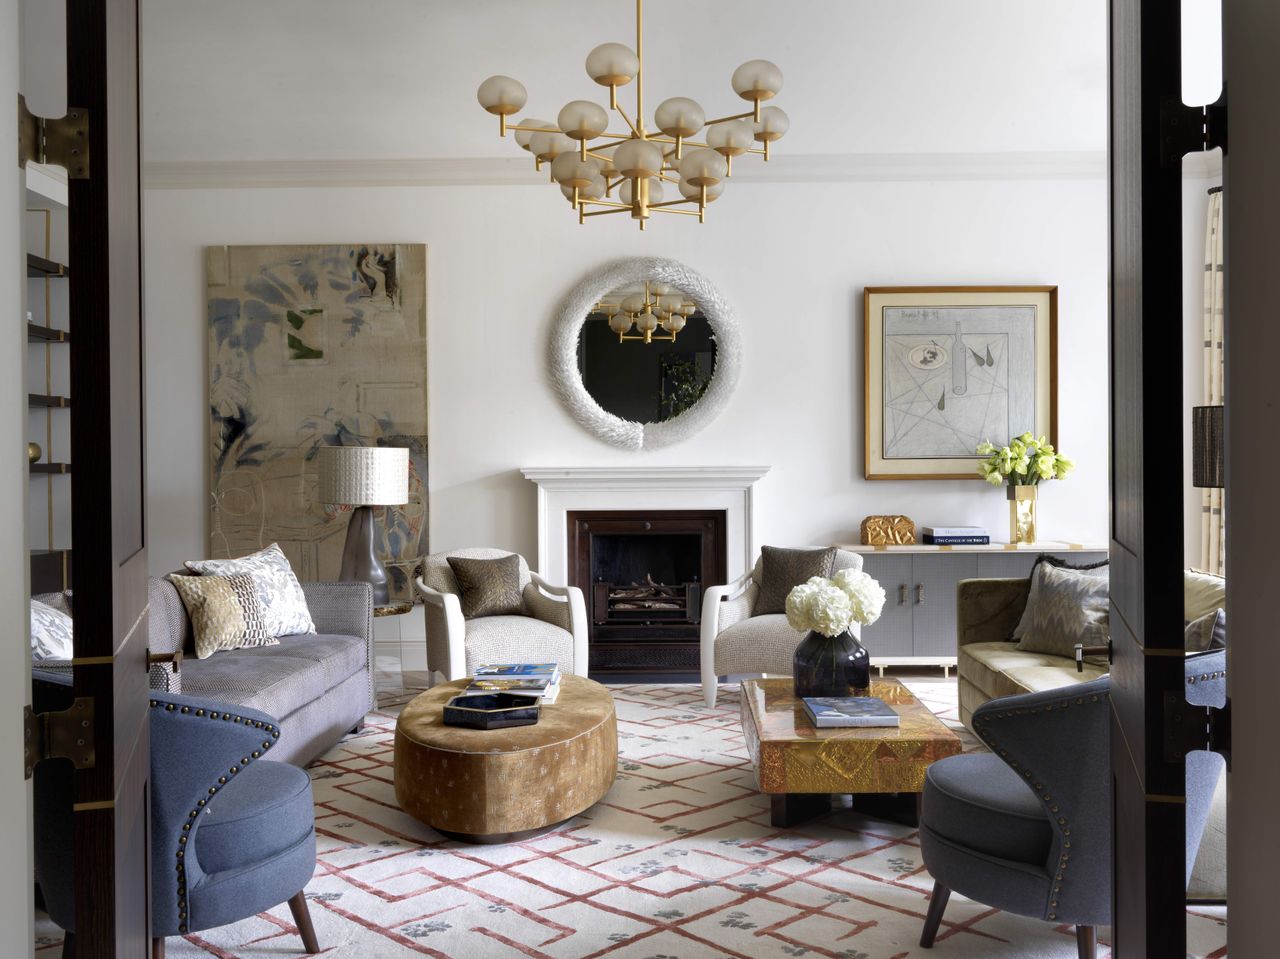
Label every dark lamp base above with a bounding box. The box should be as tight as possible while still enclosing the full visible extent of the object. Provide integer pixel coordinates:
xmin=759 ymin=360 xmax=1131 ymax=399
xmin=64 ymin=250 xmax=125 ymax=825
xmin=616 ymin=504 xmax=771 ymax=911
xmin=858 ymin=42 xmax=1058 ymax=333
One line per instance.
xmin=339 ymin=504 xmax=390 ymax=606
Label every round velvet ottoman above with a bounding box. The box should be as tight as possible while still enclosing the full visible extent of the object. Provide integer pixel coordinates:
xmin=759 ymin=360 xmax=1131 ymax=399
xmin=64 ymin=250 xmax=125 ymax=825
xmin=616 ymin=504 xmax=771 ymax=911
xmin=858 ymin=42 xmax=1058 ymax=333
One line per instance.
xmin=394 ymin=674 xmax=618 ymax=842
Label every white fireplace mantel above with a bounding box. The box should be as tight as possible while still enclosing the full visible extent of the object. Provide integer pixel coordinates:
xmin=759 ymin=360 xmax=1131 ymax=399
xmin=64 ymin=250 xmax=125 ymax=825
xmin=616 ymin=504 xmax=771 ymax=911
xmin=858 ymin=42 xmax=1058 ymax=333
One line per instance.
xmin=521 ymin=466 xmax=771 ymax=585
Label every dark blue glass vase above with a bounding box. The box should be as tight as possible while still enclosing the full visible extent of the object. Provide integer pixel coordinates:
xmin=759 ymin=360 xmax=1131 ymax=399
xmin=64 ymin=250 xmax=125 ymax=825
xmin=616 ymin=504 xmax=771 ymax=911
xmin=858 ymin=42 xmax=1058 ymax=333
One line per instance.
xmin=793 ymin=629 xmax=871 ymax=698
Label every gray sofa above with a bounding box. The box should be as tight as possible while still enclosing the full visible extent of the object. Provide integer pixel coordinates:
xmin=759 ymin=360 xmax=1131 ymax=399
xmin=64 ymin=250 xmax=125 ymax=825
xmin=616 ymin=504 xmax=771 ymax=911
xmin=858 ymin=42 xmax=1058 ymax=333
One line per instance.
xmin=147 ymin=577 xmax=374 ymax=766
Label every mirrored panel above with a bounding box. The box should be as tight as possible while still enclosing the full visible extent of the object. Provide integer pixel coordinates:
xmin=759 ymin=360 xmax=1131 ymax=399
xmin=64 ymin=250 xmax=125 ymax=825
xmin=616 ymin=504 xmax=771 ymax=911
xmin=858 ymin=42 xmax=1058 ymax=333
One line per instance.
xmin=577 ymin=281 xmax=716 ymax=424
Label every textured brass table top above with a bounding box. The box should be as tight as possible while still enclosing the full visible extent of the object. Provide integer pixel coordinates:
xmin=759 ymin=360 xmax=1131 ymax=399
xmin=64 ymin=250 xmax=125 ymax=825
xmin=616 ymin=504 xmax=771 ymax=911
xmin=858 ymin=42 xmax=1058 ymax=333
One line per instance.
xmin=740 ymin=678 xmax=962 ymax=795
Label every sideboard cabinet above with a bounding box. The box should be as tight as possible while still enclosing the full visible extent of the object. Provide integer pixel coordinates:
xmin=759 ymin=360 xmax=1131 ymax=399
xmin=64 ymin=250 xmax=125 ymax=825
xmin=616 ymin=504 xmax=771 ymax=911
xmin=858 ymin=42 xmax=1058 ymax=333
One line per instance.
xmin=838 ymin=543 xmax=1109 ymax=675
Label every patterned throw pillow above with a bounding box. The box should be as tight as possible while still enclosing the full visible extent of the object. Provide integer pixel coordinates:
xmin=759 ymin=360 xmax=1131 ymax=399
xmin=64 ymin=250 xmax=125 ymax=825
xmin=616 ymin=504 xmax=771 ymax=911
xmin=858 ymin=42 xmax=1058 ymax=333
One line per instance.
xmin=753 ymin=546 xmax=838 ymax=616
xmin=1012 ymin=555 xmax=1109 ymax=641
xmin=1014 ymin=562 xmax=1111 ymax=658
xmin=185 ymin=543 xmax=315 ymax=638
xmin=1185 ymin=607 xmax=1226 ymax=652
xmin=168 ymin=573 xmax=280 ymax=659
xmin=447 ymin=554 xmax=524 ymax=619
xmin=31 ymin=599 xmax=74 ymax=660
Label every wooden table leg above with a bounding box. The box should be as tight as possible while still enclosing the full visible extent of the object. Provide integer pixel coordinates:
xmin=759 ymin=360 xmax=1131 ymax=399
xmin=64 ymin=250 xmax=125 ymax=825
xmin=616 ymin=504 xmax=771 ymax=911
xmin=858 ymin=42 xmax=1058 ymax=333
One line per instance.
xmin=770 ymin=793 xmax=832 ymax=827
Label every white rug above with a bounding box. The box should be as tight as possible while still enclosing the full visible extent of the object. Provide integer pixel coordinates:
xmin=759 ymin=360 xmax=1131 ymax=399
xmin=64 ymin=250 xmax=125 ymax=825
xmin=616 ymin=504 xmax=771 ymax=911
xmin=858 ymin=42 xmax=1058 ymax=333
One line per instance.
xmin=36 ymin=678 xmax=1227 ymax=958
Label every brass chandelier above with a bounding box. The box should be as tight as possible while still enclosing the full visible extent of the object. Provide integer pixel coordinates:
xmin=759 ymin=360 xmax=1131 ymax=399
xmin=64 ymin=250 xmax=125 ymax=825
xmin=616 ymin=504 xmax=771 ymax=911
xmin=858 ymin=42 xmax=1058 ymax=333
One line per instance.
xmin=592 ymin=282 xmax=698 ymax=343
xmin=476 ymin=0 xmax=788 ymax=229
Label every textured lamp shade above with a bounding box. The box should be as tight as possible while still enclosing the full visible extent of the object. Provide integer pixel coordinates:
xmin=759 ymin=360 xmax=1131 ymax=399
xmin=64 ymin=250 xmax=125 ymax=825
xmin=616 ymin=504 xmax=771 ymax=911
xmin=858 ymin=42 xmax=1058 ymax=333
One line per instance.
xmin=318 ymin=446 xmax=409 ymax=506
xmin=1192 ymin=405 xmax=1225 ymax=489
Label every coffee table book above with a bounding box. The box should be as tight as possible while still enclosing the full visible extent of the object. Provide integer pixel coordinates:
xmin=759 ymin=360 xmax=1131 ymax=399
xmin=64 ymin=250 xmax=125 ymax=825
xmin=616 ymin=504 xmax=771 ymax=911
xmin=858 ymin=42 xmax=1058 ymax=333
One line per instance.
xmin=802 ymin=696 xmax=900 ymax=728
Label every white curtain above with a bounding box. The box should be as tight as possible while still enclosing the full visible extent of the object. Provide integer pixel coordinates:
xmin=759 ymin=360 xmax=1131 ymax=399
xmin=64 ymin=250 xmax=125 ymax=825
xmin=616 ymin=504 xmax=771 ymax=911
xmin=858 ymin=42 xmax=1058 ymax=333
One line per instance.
xmin=1200 ymin=191 xmax=1225 ymax=574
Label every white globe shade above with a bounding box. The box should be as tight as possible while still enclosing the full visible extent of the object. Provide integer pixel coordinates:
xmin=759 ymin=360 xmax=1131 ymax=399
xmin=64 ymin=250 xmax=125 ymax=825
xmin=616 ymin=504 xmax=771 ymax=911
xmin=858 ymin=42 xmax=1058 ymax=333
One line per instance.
xmin=635 ymin=312 xmax=659 ymax=334
xmin=551 ymin=153 xmax=601 ymax=187
xmin=477 ymin=75 xmax=528 ymax=115
xmin=678 ymin=148 xmax=728 ymax=187
xmin=707 ymin=119 xmax=754 ymax=156
xmin=608 ymin=313 xmax=633 ymax=334
xmin=662 ymin=314 xmax=687 ymax=333
xmin=731 ymin=59 xmax=783 ymax=102
xmin=530 ymin=130 xmax=574 ymax=162
xmin=658 ymin=293 xmax=683 ymax=312
xmin=583 ymin=174 xmax=607 ymax=200
xmin=753 ymin=106 xmax=790 ymax=142
xmin=620 ymin=176 xmax=664 ymax=205
xmin=513 ymin=118 xmax=554 ymax=150
xmin=680 ymin=301 xmax=697 ymax=315
xmin=612 ymin=138 xmax=664 ymax=178
xmin=586 ymin=42 xmax=639 ymax=86
xmin=649 ymin=283 xmax=671 ymax=295
xmin=621 ymin=293 xmax=648 ymax=314
xmin=598 ymin=301 xmax=621 ymax=317
xmin=654 ymin=97 xmax=706 ymax=138
xmin=595 ymin=151 xmax=617 ymax=174
xmin=678 ymin=176 xmax=725 ymax=203
xmin=557 ymin=100 xmax=610 ymax=140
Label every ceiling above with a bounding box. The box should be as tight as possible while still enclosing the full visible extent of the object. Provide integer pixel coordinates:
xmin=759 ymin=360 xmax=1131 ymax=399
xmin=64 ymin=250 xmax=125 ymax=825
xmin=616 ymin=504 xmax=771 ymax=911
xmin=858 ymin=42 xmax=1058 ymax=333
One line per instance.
xmin=140 ymin=0 xmax=1106 ymax=164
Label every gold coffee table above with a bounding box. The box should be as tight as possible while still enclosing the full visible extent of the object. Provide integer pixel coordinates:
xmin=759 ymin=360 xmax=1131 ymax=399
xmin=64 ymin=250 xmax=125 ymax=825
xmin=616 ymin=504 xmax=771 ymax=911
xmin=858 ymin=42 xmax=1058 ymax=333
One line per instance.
xmin=741 ymin=678 xmax=962 ymax=826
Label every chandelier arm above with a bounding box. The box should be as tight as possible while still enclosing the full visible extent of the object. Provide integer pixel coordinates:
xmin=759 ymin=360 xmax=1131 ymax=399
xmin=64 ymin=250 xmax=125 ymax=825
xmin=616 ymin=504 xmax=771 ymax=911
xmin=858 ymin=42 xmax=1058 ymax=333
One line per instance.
xmin=581 ymin=198 xmax=630 ymax=210
xmin=588 ymin=133 xmax=630 ymax=144
xmin=580 ymin=206 xmax=633 ymax=218
xmin=703 ymin=109 xmax=758 ymax=126
xmin=612 ymin=102 xmax=643 ymax=138
xmin=647 ymin=206 xmax=702 ymax=217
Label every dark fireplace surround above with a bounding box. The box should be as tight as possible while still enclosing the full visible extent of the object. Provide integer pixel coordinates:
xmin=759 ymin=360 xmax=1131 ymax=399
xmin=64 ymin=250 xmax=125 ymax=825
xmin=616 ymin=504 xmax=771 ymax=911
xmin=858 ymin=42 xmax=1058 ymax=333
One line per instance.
xmin=567 ymin=509 xmax=727 ymax=675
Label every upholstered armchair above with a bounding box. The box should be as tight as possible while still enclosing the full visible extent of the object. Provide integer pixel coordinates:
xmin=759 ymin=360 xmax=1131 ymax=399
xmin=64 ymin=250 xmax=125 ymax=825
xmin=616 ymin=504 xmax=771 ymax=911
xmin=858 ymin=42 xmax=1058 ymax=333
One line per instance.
xmin=33 ymin=677 xmax=319 ymax=957
xmin=700 ymin=548 xmax=863 ymax=707
xmin=917 ymin=649 xmax=1225 ymax=957
xmin=415 ymin=547 xmax=588 ymax=682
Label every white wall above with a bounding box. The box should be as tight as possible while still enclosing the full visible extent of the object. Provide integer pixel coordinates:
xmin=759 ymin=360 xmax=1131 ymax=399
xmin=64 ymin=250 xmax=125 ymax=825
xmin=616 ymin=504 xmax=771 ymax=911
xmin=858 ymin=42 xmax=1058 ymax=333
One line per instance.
xmin=145 ymin=173 xmax=1111 ymax=585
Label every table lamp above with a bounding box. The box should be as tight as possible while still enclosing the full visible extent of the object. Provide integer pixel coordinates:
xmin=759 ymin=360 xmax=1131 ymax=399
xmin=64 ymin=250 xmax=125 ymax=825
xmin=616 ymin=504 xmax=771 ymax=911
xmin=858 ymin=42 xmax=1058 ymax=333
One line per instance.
xmin=318 ymin=445 xmax=409 ymax=606
xmin=1192 ymin=405 xmax=1224 ymax=489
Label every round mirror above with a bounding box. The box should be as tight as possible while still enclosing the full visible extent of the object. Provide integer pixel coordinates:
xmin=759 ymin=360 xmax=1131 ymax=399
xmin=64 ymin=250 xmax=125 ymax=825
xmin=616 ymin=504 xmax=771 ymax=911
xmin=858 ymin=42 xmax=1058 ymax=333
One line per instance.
xmin=549 ymin=258 xmax=741 ymax=450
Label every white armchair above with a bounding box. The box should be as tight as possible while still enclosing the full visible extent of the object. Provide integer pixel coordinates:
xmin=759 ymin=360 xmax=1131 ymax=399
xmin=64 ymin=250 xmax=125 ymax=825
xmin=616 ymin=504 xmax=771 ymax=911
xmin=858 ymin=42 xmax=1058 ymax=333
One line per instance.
xmin=414 ymin=548 xmax=588 ymax=683
xmin=700 ymin=548 xmax=863 ymax=707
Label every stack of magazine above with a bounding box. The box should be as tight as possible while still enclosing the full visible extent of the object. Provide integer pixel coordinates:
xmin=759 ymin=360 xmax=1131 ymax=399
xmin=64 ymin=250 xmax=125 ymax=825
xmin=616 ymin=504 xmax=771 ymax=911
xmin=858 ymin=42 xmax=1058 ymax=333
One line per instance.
xmin=802 ymin=696 xmax=900 ymax=728
xmin=922 ymin=525 xmax=990 ymax=545
xmin=466 ymin=663 xmax=562 ymax=704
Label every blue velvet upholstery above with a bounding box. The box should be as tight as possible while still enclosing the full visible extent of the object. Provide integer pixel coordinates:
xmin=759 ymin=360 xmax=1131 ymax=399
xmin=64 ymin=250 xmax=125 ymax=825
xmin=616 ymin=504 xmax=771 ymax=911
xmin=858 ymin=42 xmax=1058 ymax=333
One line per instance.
xmin=33 ymin=673 xmax=317 ymax=942
xmin=919 ymin=648 xmax=1227 ymax=941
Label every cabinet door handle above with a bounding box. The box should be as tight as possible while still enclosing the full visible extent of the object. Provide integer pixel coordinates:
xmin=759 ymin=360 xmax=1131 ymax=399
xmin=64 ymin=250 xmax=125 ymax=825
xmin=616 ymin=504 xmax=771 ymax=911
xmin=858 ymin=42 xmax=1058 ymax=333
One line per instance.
xmin=899 ymin=584 xmax=908 ymax=605
xmin=916 ymin=583 xmax=925 ymax=605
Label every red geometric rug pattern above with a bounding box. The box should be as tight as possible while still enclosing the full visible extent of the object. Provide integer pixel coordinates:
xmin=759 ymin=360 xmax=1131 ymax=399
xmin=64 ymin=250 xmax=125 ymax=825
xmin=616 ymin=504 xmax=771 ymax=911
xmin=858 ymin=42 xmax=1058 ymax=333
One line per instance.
xmin=37 ymin=680 xmax=1227 ymax=958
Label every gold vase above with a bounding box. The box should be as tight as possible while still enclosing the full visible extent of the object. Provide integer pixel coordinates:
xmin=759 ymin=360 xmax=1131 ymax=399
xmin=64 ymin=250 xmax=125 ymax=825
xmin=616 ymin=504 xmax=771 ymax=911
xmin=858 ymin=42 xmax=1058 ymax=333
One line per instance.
xmin=1008 ymin=485 xmax=1038 ymax=544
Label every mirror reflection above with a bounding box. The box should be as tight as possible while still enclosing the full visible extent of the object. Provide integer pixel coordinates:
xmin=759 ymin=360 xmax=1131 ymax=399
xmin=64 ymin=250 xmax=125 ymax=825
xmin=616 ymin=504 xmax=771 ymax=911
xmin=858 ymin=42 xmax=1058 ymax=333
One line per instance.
xmin=577 ymin=281 xmax=717 ymax=424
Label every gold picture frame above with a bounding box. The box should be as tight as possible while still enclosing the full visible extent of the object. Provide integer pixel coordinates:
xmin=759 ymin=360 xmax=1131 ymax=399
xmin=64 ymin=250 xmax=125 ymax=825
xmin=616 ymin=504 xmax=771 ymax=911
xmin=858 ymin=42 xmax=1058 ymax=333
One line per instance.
xmin=863 ymin=286 xmax=1058 ymax=480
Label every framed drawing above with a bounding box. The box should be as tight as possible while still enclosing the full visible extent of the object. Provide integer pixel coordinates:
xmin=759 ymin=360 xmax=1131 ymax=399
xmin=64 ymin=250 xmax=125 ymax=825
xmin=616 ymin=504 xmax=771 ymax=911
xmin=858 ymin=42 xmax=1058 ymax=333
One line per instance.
xmin=863 ymin=286 xmax=1057 ymax=480
xmin=207 ymin=243 xmax=429 ymax=602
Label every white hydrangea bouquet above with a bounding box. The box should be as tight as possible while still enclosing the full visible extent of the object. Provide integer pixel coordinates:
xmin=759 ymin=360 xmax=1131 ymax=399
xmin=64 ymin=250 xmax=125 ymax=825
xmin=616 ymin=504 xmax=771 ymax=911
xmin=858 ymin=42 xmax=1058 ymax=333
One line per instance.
xmin=976 ymin=432 xmax=1074 ymax=486
xmin=785 ymin=569 xmax=886 ymax=638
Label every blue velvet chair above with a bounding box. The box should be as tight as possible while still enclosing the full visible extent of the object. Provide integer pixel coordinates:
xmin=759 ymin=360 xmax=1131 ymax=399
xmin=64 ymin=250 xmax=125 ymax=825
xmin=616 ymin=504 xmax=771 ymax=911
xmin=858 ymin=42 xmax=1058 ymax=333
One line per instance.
xmin=917 ymin=650 xmax=1225 ymax=958
xmin=34 ymin=680 xmax=321 ymax=958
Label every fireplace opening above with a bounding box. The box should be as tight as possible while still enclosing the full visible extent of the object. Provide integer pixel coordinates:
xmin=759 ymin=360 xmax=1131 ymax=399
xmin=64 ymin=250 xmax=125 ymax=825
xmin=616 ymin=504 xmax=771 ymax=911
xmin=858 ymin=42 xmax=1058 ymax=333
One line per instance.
xmin=567 ymin=510 xmax=726 ymax=675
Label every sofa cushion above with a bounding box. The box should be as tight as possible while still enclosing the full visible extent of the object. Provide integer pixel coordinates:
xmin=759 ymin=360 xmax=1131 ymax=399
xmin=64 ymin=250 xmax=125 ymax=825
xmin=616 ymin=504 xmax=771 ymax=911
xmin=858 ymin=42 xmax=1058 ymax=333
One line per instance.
xmin=168 ymin=573 xmax=280 ymax=659
xmin=714 ymin=613 xmax=802 ymax=676
xmin=1012 ymin=555 xmax=1109 ymax=641
xmin=1185 ymin=607 xmax=1227 ymax=652
xmin=1014 ymin=562 xmax=1110 ymax=657
xmin=195 ymin=759 xmax=313 ymax=875
xmin=185 ymin=543 xmax=316 ymax=638
xmin=180 ymin=634 xmax=366 ymax=719
xmin=1184 ymin=569 xmax=1226 ymax=622
xmin=923 ymin=753 xmax=1053 ymax=865
xmin=461 ymin=616 xmax=574 ymax=677
xmin=959 ymin=642 xmax=1070 ymax=700
xmin=1000 ymin=662 xmax=1108 ymax=695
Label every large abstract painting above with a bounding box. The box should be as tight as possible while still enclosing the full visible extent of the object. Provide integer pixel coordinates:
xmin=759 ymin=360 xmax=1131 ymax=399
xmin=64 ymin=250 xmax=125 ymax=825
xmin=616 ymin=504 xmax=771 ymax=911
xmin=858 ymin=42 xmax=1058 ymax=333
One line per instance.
xmin=207 ymin=244 xmax=428 ymax=601
xmin=864 ymin=287 xmax=1056 ymax=479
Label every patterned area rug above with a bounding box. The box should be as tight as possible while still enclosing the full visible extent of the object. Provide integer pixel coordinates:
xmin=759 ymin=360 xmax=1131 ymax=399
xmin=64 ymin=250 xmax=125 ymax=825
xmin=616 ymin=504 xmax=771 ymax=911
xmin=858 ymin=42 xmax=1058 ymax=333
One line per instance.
xmin=36 ymin=680 xmax=1227 ymax=958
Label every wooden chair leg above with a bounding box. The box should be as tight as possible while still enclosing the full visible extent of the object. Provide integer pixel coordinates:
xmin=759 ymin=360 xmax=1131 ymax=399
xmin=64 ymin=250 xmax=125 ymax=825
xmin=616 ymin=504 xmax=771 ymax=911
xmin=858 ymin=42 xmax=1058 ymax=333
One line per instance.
xmin=1076 ymin=924 xmax=1097 ymax=959
xmin=151 ymin=937 xmax=165 ymax=959
xmin=920 ymin=880 xmax=951 ymax=948
xmin=288 ymin=891 xmax=320 ymax=954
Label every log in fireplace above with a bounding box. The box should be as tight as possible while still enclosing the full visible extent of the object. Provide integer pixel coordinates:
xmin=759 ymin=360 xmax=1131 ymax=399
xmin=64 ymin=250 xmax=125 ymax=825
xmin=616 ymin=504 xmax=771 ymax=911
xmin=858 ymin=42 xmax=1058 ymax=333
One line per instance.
xmin=567 ymin=509 xmax=727 ymax=675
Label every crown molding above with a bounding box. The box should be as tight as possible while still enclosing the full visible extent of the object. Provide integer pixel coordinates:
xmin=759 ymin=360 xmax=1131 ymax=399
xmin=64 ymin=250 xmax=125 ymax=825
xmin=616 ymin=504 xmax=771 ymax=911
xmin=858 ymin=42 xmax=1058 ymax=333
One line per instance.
xmin=142 ymin=151 xmax=1116 ymax=190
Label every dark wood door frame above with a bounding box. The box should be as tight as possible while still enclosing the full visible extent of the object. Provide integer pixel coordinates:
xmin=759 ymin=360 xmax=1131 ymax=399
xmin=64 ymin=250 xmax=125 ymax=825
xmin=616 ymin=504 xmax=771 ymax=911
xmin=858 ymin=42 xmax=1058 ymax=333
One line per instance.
xmin=66 ymin=0 xmax=151 ymax=953
xmin=1109 ymin=0 xmax=1205 ymax=953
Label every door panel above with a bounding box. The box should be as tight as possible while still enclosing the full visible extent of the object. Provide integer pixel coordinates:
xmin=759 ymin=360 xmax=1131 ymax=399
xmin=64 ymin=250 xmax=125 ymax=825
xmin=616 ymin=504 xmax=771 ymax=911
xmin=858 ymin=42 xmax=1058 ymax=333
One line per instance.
xmin=1109 ymin=0 xmax=1192 ymax=952
xmin=66 ymin=0 xmax=149 ymax=953
xmin=857 ymin=554 xmax=913 ymax=656
xmin=911 ymin=554 xmax=977 ymax=657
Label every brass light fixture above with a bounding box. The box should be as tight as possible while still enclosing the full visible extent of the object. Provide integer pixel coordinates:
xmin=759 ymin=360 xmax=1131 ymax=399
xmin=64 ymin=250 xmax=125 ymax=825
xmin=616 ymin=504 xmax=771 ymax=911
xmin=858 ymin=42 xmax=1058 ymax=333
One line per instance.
xmin=476 ymin=0 xmax=787 ymax=229
xmin=592 ymin=282 xmax=697 ymax=343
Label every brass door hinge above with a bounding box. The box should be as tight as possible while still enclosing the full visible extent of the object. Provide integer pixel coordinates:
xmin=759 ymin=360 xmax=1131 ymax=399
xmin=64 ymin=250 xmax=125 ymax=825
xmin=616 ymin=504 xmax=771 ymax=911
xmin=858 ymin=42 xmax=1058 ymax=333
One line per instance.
xmin=1164 ymin=691 xmax=1231 ymax=771
xmin=18 ymin=95 xmax=89 ymax=178
xmin=23 ymin=698 xmax=96 ymax=780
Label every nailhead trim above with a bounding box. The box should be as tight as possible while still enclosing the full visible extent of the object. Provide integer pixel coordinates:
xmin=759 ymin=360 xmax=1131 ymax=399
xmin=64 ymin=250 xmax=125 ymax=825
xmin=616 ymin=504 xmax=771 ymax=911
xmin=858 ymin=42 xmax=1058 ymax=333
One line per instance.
xmin=151 ymin=700 xmax=277 ymax=934
xmin=973 ymin=690 xmax=1108 ymax=922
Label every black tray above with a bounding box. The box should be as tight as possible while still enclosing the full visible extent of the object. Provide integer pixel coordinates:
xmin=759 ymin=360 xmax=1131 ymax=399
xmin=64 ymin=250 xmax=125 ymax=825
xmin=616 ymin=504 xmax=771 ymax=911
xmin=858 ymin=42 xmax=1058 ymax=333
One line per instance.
xmin=443 ymin=692 xmax=541 ymax=730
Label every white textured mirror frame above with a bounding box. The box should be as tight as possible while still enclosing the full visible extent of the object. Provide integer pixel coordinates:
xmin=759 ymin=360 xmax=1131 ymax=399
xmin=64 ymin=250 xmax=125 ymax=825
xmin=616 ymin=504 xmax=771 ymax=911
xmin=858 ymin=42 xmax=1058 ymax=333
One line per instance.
xmin=549 ymin=257 xmax=741 ymax=451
